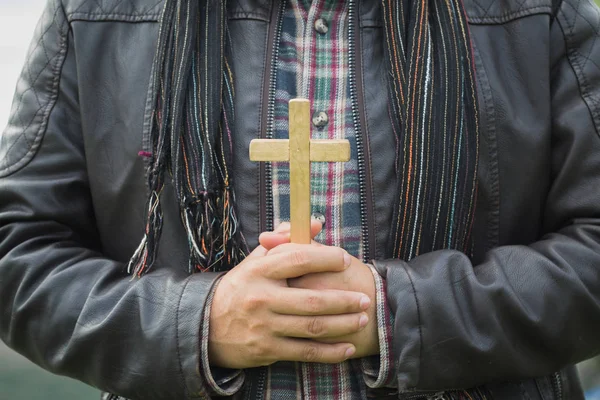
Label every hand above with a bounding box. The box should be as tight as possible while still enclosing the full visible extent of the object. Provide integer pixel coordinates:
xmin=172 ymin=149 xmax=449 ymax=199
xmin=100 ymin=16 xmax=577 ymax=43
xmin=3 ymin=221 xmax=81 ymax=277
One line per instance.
xmin=288 ymin=255 xmax=379 ymax=358
xmin=208 ymin=241 xmax=372 ymax=369
xmin=260 ymin=223 xmax=379 ymax=358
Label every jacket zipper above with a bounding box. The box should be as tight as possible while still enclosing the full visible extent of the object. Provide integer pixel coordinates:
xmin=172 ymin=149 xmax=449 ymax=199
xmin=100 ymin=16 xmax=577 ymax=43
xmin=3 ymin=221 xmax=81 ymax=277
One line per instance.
xmin=255 ymin=1 xmax=285 ymax=398
xmin=348 ymin=0 xmax=375 ymax=262
xmin=552 ymin=372 xmax=563 ymax=400
xmin=259 ymin=0 xmax=285 ymax=234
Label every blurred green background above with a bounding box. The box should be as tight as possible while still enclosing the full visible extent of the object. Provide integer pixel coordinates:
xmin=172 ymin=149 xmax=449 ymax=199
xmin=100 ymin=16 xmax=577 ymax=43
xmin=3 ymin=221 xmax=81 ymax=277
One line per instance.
xmin=0 ymin=344 xmax=98 ymax=399
xmin=1 ymin=0 xmax=600 ymax=399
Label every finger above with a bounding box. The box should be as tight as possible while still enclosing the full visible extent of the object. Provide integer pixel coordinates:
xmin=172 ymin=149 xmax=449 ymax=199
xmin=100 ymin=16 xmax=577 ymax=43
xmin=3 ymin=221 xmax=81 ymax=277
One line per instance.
xmin=246 ymin=244 xmax=268 ymax=259
xmin=259 ymin=231 xmax=290 ymax=250
xmin=260 ymin=220 xmax=324 ymax=250
xmin=258 ymin=218 xmax=323 ymax=250
xmin=310 ymin=218 xmax=323 ymax=238
xmin=269 ymin=288 xmax=370 ymax=315
xmin=270 ymin=219 xmax=322 ymax=238
xmin=258 ymin=222 xmax=293 ymax=251
xmin=260 ymin=231 xmax=323 ymax=251
xmin=272 ymin=313 xmax=368 ymax=339
xmin=275 ymin=338 xmax=356 ymax=364
xmin=261 ymin=244 xmax=351 ymax=279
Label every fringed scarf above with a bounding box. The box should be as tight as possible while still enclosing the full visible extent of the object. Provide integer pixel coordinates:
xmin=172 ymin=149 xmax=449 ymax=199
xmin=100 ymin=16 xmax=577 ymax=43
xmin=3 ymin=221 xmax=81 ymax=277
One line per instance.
xmin=129 ymin=0 xmax=479 ymax=274
xmin=128 ymin=0 xmax=246 ymax=276
xmin=382 ymin=0 xmax=479 ymax=261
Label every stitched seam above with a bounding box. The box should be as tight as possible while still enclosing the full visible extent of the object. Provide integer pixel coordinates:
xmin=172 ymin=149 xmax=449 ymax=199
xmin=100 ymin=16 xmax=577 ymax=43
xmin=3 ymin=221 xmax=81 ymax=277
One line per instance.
xmin=6 ymin=13 xmax=64 ymax=160
xmin=472 ymin=41 xmax=500 ymax=251
xmin=176 ymin=277 xmax=192 ymax=399
xmin=104 ymin=0 xmax=124 ymax=17
xmin=553 ymin=0 xmax=565 ymax=21
xmin=476 ymin=0 xmax=498 ymax=20
xmin=8 ymin=2 xmax=63 ymax=151
xmin=4 ymin=0 xmax=66 ymax=160
xmin=0 ymin=2 xmax=69 ymax=177
xmin=557 ymin=5 xmax=600 ymax=139
xmin=30 ymin=9 xmax=69 ymax=162
xmin=562 ymin=0 xmax=600 ymax=69
xmin=68 ymin=0 xmax=163 ymax=19
xmin=573 ymin=47 xmax=600 ymax=82
xmin=513 ymin=0 xmax=535 ymax=25
xmin=68 ymin=12 xmax=160 ymax=22
xmin=230 ymin=0 xmax=269 ymax=19
xmin=358 ymin=27 xmax=379 ymax=259
xmin=469 ymin=0 xmax=493 ymax=17
xmin=399 ymin=262 xmax=423 ymax=388
xmin=468 ymin=5 xmax=552 ymax=24
xmin=69 ymin=0 xmax=100 ymax=16
xmin=229 ymin=11 xmax=270 ymax=21
xmin=141 ymin=33 xmax=161 ymax=197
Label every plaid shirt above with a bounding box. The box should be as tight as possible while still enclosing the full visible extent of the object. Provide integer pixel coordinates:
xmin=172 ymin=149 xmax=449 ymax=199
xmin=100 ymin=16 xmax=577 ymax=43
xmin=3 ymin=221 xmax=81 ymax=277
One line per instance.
xmin=199 ymin=0 xmax=395 ymax=399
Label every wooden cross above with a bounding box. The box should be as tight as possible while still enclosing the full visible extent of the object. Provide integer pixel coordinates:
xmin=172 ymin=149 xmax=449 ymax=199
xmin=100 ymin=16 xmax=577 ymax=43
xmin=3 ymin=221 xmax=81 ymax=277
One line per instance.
xmin=250 ymin=99 xmax=351 ymax=244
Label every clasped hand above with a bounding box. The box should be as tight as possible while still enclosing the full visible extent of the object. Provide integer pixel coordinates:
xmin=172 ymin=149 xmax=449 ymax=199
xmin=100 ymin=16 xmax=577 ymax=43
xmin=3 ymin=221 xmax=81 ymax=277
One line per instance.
xmin=208 ymin=221 xmax=378 ymax=369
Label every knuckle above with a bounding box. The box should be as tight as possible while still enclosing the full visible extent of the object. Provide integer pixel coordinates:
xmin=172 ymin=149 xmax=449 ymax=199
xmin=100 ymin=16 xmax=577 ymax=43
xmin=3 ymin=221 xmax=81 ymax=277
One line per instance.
xmin=256 ymin=260 xmax=272 ymax=276
xmin=344 ymin=295 xmax=359 ymax=312
xmin=289 ymin=250 xmax=309 ymax=268
xmin=334 ymin=249 xmax=347 ymax=269
xmin=305 ymin=295 xmax=323 ymax=313
xmin=249 ymin=338 xmax=270 ymax=358
xmin=259 ymin=342 xmax=272 ymax=359
xmin=303 ymin=344 xmax=322 ymax=362
xmin=307 ymin=317 xmax=325 ymax=336
xmin=248 ymin=318 xmax=266 ymax=335
xmin=247 ymin=258 xmax=266 ymax=275
xmin=244 ymin=294 xmax=266 ymax=312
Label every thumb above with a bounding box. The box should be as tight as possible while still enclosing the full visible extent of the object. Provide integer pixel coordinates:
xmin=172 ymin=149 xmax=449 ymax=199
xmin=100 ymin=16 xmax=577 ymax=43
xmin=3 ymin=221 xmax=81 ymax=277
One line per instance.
xmin=259 ymin=231 xmax=289 ymax=251
xmin=275 ymin=219 xmax=323 ymax=238
xmin=259 ymin=219 xmax=324 ymax=250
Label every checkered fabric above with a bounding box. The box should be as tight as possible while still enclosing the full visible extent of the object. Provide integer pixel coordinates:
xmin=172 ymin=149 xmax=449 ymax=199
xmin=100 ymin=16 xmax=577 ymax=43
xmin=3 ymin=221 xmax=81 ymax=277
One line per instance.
xmin=271 ymin=0 xmax=362 ymax=259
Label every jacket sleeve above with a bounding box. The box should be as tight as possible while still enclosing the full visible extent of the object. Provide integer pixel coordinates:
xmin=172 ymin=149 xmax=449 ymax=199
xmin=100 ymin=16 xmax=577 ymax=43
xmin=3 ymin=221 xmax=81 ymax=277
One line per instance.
xmin=0 ymin=1 xmax=221 ymax=399
xmin=372 ymin=0 xmax=600 ymax=392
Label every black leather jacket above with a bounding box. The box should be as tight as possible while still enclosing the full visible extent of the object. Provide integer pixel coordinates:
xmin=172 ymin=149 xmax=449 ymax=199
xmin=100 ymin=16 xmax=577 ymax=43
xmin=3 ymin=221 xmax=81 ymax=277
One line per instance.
xmin=1 ymin=0 xmax=600 ymax=398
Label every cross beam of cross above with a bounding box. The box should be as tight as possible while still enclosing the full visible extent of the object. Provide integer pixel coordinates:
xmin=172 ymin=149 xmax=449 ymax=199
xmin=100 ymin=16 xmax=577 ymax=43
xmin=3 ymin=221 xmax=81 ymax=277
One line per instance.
xmin=250 ymin=99 xmax=351 ymax=244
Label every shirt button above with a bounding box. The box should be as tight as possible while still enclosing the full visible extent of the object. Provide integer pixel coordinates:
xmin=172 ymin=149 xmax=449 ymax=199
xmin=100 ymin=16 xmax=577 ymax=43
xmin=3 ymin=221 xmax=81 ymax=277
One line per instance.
xmin=314 ymin=18 xmax=329 ymax=34
xmin=311 ymin=212 xmax=326 ymax=227
xmin=312 ymin=111 xmax=329 ymax=128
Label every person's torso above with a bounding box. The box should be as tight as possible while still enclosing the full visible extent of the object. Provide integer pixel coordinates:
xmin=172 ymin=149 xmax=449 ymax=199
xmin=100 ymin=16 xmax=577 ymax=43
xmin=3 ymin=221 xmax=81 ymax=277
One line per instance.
xmin=56 ymin=0 xmax=578 ymax=398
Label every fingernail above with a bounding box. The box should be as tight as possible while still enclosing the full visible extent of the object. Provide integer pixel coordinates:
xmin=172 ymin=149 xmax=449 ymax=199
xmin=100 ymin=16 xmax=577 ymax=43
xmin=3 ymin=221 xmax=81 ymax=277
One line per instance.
xmin=343 ymin=252 xmax=352 ymax=268
xmin=359 ymin=314 xmax=369 ymax=328
xmin=360 ymin=296 xmax=371 ymax=310
xmin=345 ymin=347 xmax=356 ymax=359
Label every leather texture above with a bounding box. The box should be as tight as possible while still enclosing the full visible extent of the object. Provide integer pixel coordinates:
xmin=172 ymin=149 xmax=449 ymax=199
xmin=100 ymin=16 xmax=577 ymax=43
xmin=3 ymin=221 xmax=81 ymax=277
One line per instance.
xmin=0 ymin=0 xmax=68 ymax=177
xmin=1 ymin=0 xmax=600 ymax=399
